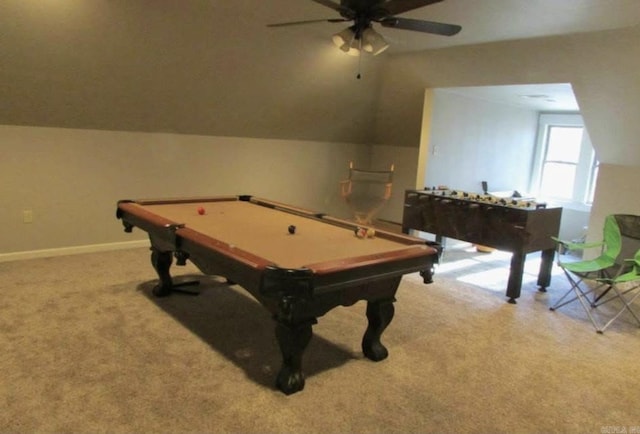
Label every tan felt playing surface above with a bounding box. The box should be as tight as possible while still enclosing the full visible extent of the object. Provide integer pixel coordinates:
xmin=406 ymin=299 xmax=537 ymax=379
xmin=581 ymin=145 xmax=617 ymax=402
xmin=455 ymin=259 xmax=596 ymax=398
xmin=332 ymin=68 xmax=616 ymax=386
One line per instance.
xmin=139 ymin=201 xmax=418 ymax=270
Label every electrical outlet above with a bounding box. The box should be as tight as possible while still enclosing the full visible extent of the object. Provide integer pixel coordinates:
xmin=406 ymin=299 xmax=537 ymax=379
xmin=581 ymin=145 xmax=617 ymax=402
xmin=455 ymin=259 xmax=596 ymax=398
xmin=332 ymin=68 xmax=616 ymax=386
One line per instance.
xmin=23 ymin=210 xmax=33 ymax=224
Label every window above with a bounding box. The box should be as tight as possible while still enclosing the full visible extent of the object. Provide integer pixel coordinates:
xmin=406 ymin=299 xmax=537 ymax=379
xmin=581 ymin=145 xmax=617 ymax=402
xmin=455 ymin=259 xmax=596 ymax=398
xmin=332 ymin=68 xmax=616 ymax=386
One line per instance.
xmin=530 ymin=114 xmax=597 ymax=209
xmin=538 ymin=126 xmax=583 ymax=199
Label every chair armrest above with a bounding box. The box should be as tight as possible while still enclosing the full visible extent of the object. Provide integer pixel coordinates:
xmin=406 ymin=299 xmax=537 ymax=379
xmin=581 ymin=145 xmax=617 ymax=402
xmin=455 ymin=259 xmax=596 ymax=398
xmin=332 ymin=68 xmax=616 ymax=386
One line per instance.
xmin=624 ymin=257 xmax=640 ymax=270
xmin=597 ymin=257 xmax=640 ymax=283
xmin=551 ymin=236 xmax=604 ymax=252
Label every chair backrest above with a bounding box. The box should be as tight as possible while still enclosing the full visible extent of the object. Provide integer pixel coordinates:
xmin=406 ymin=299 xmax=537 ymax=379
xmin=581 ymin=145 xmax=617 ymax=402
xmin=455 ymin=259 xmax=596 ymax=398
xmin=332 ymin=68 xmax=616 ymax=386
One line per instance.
xmin=613 ymin=214 xmax=640 ymax=270
xmin=602 ymin=214 xmax=623 ymax=262
xmin=340 ymin=162 xmax=394 ymax=224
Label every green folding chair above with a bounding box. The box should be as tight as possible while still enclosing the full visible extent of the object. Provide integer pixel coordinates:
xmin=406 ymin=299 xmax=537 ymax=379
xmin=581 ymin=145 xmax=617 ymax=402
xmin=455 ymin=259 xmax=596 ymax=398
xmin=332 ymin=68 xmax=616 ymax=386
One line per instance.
xmin=549 ymin=215 xmax=622 ymax=333
xmin=550 ymin=214 xmax=640 ymax=333
xmin=592 ymin=249 xmax=640 ymax=332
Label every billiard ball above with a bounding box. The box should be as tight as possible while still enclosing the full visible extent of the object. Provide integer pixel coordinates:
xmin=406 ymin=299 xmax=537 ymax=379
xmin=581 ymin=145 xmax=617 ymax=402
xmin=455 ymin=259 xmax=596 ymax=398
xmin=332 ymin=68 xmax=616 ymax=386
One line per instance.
xmin=355 ymin=227 xmax=367 ymax=238
xmin=288 ymin=225 xmax=296 ymax=234
xmin=366 ymin=228 xmax=376 ymax=238
xmin=197 ymin=206 xmax=205 ymax=215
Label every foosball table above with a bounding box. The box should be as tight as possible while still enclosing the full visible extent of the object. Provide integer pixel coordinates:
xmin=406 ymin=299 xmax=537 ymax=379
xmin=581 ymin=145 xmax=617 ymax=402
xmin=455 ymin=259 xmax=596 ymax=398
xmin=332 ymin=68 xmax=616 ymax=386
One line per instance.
xmin=402 ymin=189 xmax=562 ymax=303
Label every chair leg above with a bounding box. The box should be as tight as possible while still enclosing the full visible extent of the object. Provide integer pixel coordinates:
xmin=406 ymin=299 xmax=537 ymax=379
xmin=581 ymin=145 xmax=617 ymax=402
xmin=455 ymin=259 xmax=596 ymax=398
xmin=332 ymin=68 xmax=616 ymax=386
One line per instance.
xmin=574 ymin=287 xmax=604 ymax=334
xmin=550 ymin=272 xmax=593 ymax=310
xmin=591 ymin=285 xmax=613 ymax=306
xmin=550 ymin=271 xmax=605 ymax=333
xmin=599 ymin=286 xmax=640 ymax=332
xmin=593 ymin=284 xmax=637 ymax=307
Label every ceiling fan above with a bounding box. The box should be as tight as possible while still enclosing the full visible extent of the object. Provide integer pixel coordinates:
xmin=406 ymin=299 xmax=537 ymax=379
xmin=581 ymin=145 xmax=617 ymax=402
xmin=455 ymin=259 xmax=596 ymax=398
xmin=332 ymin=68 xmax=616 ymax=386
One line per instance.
xmin=267 ymin=0 xmax=461 ymax=56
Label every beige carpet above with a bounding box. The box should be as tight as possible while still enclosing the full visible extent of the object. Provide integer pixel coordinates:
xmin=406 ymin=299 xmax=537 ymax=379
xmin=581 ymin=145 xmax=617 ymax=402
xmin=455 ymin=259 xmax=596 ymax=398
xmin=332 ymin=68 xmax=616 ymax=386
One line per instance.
xmin=1 ymin=245 xmax=639 ymax=433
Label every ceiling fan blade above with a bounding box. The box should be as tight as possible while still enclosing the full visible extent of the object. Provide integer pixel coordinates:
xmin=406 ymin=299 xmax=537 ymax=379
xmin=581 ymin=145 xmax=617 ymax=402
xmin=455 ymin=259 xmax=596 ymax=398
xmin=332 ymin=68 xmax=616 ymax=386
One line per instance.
xmin=376 ymin=0 xmax=444 ymax=17
xmin=380 ymin=17 xmax=461 ymax=36
xmin=267 ymin=18 xmax=348 ymax=27
xmin=311 ymin=0 xmax=354 ymax=17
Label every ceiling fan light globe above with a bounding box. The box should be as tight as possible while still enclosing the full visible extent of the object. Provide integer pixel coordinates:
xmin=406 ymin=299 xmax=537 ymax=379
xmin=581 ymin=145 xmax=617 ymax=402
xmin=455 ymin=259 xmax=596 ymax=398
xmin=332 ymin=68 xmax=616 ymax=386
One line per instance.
xmin=336 ymin=42 xmax=360 ymax=56
xmin=371 ymin=42 xmax=389 ymax=55
xmin=362 ymin=41 xmax=389 ymax=55
xmin=340 ymin=42 xmax=360 ymax=56
xmin=332 ymin=28 xmax=354 ymax=48
xmin=362 ymin=27 xmax=389 ymax=55
xmin=332 ymin=34 xmax=346 ymax=47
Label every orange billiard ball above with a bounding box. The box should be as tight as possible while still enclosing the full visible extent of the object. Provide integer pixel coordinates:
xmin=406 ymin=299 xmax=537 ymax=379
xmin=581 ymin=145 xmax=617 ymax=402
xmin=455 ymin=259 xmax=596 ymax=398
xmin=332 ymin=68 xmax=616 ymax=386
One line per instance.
xmin=197 ymin=206 xmax=205 ymax=215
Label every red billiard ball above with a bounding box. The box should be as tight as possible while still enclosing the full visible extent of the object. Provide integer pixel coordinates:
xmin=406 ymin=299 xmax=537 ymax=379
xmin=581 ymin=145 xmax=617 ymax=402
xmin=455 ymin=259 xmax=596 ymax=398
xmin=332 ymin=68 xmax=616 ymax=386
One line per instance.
xmin=197 ymin=206 xmax=205 ymax=215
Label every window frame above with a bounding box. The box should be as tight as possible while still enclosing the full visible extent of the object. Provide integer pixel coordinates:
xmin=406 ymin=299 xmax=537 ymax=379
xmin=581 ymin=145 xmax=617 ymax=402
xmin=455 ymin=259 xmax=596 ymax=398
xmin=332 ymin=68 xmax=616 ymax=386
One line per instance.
xmin=529 ymin=113 xmax=597 ymax=211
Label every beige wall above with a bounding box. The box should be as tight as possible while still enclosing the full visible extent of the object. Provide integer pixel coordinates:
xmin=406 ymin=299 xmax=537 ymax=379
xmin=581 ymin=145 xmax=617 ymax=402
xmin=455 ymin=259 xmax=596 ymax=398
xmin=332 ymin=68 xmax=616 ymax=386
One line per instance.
xmin=0 ymin=125 xmax=369 ymax=256
xmin=587 ymin=164 xmax=640 ymax=244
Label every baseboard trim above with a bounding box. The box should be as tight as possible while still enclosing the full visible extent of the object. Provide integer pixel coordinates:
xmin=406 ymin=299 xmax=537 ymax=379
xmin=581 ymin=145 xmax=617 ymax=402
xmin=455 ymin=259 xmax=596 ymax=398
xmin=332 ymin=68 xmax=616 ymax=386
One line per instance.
xmin=0 ymin=240 xmax=150 ymax=263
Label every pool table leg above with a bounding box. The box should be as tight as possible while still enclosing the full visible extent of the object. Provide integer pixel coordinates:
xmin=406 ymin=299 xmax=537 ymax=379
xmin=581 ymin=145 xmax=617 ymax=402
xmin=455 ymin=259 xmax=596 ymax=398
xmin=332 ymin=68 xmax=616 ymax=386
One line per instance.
xmin=150 ymin=248 xmax=173 ymax=297
xmin=150 ymin=247 xmax=200 ymax=296
xmin=274 ymin=318 xmax=316 ymax=395
xmin=362 ymin=298 xmax=395 ymax=361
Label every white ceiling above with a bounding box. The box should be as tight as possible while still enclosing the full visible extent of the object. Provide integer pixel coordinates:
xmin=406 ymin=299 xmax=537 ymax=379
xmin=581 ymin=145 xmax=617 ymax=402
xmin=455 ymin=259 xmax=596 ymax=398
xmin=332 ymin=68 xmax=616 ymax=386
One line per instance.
xmin=275 ymin=0 xmax=640 ymax=52
xmin=439 ymin=83 xmax=579 ymax=112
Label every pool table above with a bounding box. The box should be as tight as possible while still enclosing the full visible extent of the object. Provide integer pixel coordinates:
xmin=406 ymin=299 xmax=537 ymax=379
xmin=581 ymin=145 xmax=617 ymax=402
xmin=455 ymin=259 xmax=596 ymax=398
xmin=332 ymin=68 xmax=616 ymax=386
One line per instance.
xmin=116 ymin=195 xmax=439 ymax=394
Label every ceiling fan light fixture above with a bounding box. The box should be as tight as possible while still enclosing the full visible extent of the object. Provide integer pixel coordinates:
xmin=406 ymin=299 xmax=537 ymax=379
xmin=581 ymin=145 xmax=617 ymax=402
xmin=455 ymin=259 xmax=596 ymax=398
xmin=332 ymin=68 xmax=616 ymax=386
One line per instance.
xmin=362 ymin=27 xmax=389 ymax=55
xmin=332 ymin=27 xmax=361 ymax=56
xmin=270 ymin=0 xmax=462 ymax=61
xmin=332 ymin=26 xmax=389 ymax=56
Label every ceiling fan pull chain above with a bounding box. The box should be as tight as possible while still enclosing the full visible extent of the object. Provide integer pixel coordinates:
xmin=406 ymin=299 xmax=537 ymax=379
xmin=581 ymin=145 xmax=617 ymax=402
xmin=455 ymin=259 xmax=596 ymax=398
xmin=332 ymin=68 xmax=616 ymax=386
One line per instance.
xmin=357 ymin=38 xmax=362 ymax=79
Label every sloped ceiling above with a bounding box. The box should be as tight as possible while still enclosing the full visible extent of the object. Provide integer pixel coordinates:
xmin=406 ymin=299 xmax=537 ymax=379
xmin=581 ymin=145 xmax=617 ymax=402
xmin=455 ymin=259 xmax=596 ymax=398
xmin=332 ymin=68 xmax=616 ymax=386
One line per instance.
xmin=1 ymin=1 xmax=640 ymax=145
